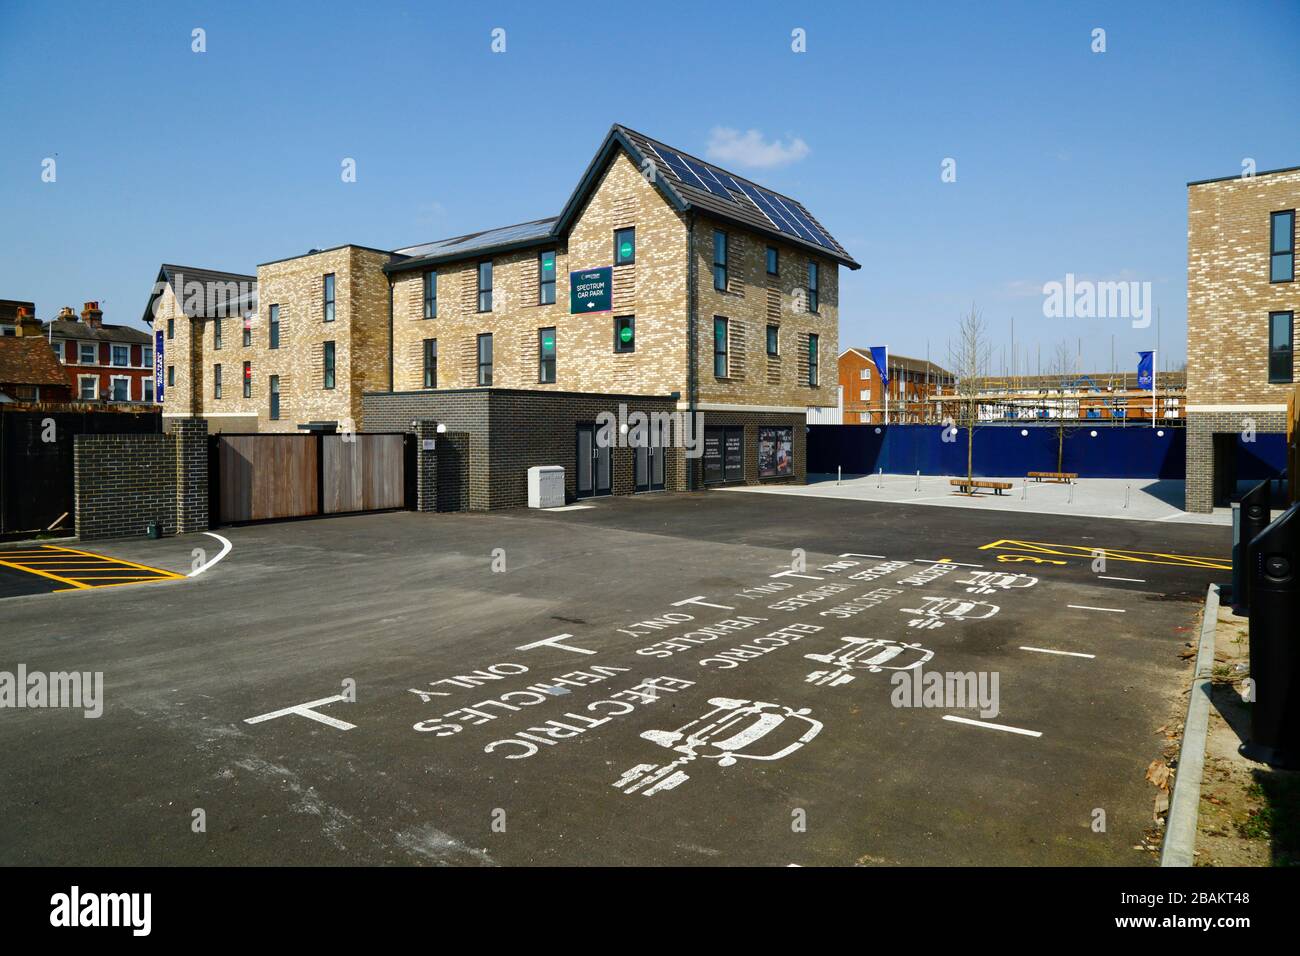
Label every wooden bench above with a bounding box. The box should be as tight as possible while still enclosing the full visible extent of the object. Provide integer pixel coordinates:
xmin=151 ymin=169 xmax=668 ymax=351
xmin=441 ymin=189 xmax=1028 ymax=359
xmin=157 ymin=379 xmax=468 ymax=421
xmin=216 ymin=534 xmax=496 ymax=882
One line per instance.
xmin=949 ymin=478 xmax=1013 ymax=496
xmin=1027 ymin=471 xmax=1078 ymax=484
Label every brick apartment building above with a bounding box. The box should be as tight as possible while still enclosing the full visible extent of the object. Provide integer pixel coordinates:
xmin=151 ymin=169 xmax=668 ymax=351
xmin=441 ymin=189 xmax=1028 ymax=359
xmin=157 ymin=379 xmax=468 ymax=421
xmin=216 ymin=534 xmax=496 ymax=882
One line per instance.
xmin=152 ymin=124 xmax=858 ymax=503
xmin=839 ymin=347 xmax=953 ymax=424
xmin=1186 ymin=164 xmax=1298 ymax=512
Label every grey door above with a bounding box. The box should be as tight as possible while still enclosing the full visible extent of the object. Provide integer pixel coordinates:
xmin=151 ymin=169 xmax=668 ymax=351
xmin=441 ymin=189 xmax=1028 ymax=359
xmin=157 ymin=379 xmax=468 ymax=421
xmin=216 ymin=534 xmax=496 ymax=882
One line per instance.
xmin=576 ymin=424 xmax=611 ymax=498
xmin=635 ymin=443 xmax=665 ymax=493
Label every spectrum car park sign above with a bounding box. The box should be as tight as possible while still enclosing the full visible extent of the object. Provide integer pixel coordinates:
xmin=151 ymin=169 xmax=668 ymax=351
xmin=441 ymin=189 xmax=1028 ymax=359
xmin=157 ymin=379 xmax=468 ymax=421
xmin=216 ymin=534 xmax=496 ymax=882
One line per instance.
xmin=570 ymin=267 xmax=612 ymax=314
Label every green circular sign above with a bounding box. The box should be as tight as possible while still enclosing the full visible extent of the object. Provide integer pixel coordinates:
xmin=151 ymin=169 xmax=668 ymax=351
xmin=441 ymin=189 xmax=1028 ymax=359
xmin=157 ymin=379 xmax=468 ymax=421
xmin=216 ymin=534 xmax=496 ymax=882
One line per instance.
xmin=543 ymin=336 xmax=554 ymax=347
xmin=620 ymin=242 xmax=633 ymax=259
xmin=620 ymin=326 xmax=632 ymax=343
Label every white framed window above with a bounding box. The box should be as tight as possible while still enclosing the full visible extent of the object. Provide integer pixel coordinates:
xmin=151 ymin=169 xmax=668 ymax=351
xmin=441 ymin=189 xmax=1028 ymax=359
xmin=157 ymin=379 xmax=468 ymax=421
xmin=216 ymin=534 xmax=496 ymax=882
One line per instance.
xmin=142 ymin=344 xmax=153 ymax=367
xmin=110 ymin=376 xmax=130 ymax=402
xmin=860 ymin=389 xmax=870 ymax=401
xmin=143 ymin=377 xmax=154 ymax=403
xmin=859 ymin=367 xmax=869 ymax=380
xmin=78 ymin=375 xmax=98 ymax=400
xmin=79 ymin=342 xmax=97 ymax=364
xmin=111 ymin=344 xmax=129 ymax=366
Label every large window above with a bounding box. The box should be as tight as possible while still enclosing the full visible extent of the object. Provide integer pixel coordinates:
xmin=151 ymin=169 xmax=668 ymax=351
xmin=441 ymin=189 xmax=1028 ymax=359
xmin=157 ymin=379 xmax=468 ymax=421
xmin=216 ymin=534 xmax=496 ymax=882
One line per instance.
xmin=111 ymin=345 xmax=129 ymax=367
xmin=713 ymin=230 xmax=728 ymax=291
xmin=1269 ymin=311 xmax=1294 ymax=383
xmin=323 ymin=274 xmax=336 ymax=322
xmin=1271 ymin=210 xmax=1295 ymax=283
xmin=758 ymin=426 xmax=794 ymax=478
xmin=323 ymin=341 xmax=336 ymax=389
xmin=615 ymin=227 xmax=635 ymax=266
xmin=808 ymin=333 xmax=819 ymax=386
xmin=766 ymin=324 xmax=779 ymax=357
xmin=477 ymin=333 xmax=493 ymax=385
xmin=808 ymin=261 xmax=820 ymax=313
xmin=423 ymin=338 xmax=438 ymax=388
xmin=269 ymin=305 xmax=280 ymax=349
xmin=477 ymin=261 xmax=493 ymax=312
xmin=78 ymin=342 xmax=96 ymax=364
xmin=713 ymin=316 xmax=729 ymax=378
xmin=538 ymin=328 xmax=556 ymax=384
xmin=538 ymin=252 xmax=556 ymax=305
xmin=242 ymin=360 xmax=251 ymax=398
xmin=423 ymin=271 xmax=437 ymax=318
xmin=213 ymin=319 xmax=223 ymax=349
xmin=214 ymin=364 xmax=222 ymax=399
xmin=614 ymin=315 xmax=635 ymax=353
xmin=269 ymin=375 xmax=280 ymax=421
xmin=766 ymin=246 xmax=779 ymax=276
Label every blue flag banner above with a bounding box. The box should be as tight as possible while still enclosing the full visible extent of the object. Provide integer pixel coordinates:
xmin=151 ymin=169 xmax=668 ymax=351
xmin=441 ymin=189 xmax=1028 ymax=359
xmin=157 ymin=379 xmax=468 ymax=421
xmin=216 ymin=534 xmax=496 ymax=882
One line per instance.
xmin=870 ymin=346 xmax=889 ymax=387
xmin=1136 ymin=350 xmax=1154 ymax=391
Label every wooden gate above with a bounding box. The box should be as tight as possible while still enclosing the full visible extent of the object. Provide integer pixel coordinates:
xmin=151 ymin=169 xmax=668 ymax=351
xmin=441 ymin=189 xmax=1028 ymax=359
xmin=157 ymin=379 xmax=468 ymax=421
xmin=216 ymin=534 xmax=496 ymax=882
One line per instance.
xmin=213 ymin=433 xmax=412 ymax=524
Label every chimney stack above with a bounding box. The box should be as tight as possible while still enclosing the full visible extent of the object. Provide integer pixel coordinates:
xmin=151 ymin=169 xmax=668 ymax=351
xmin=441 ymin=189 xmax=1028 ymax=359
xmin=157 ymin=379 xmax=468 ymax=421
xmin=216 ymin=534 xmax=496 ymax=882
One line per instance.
xmin=14 ymin=307 xmax=44 ymax=337
xmin=81 ymin=301 xmax=103 ymax=328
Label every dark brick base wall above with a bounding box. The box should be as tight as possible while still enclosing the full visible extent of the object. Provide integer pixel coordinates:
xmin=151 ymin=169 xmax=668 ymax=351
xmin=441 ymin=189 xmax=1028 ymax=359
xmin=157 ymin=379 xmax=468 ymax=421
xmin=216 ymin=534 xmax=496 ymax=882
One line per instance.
xmin=1186 ymin=409 xmax=1288 ymax=512
xmin=689 ymin=410 xmax=808 ymax=490
xmin=75 ymin=418 xmax=209 ymax=540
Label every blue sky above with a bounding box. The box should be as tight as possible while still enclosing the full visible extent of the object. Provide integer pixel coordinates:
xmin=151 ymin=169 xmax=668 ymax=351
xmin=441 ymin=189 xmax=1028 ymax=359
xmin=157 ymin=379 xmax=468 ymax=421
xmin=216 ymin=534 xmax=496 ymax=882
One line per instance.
xmin=2 ymin=0 xmax=1298 ymax=374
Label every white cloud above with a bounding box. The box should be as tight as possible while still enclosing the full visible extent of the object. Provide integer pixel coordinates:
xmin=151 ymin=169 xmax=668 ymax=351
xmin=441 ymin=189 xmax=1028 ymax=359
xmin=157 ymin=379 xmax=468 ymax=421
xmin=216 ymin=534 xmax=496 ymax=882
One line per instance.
xmin=705 ymin=127 xmax=810 ymax=169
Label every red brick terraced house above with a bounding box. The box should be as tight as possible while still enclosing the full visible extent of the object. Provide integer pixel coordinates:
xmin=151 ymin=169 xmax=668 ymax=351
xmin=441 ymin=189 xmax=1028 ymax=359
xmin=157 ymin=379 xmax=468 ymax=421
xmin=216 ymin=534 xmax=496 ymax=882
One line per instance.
xmin=47 ymin=302 xmax=156 ymax=404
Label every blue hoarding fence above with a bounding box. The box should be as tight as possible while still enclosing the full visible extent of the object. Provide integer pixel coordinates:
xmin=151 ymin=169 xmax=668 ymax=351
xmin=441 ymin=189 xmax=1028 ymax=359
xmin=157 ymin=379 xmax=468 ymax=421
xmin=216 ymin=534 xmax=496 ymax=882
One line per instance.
xmin=808 ymin=424 xmax=1289 ymax=481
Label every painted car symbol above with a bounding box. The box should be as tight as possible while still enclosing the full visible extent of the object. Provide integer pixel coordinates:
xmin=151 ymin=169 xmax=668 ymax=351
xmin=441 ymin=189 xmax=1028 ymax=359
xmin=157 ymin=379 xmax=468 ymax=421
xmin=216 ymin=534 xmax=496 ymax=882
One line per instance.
xmin=612 ymin=697 xmax=823 ymax=796
xmin=900 ymin=596 xmax=1001 ymax=629
xmin=804 ymin=637 xmax=934 ymax=686
xmin=957 ymin=571 xmax=1038 ymax=594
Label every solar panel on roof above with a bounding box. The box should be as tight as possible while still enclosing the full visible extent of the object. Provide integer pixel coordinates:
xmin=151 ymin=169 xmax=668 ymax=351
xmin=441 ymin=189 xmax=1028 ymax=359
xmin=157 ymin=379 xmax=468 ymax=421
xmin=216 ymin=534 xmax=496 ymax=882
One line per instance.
xmin=770 ymin=194 xmax=835 ymax=249
xmin=647 ymin=144 xmax=709 ymax=190
xmin=680 ymin=156 xmax=733 ymax=200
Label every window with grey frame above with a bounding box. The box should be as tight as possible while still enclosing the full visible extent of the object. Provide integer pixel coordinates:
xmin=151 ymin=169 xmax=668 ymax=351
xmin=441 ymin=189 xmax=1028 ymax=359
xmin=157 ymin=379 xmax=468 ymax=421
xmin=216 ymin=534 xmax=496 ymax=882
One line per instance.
xmin=423 ymin=338 xmax=437 ymax=388
xmin=614 ymin=315 xmax=635 ymax=353
xmin=269 ymin=375 xmax=280 ymax=420
xmin=477 ymin=261 xmax=493 ymax=312
xmin=538 ymin=327 xmax=556 ymax=383
xmin=323 ymin=341 xmax=335 ymax=389
xmin=766 ymin=246 xmax=779 ymax=276
xmin=323 ymin=274 xmax=336 ymax=322
xmin=713 ymin=230 xmax=728 ymax=291
xmin=808 ymin=333 xmax=819 ymax=386
xmin=242 ymin=315 xmax=252 ymax=347
xmin=1269 ymin=311 xmax=1294 ymax=383
xmin=807 ymin=261 xmax=819 ymax=313
xmin=538 ymin=251 xmax=556 ymax=305
xmin=423 ymin=270 xmax=437 ymax=318
xmin=167 ymin=318 xmax=174 ymax=339
xmin=1271 ymin=210 xmax=1295 ymax=283
xmin=242 ymin=360 xmax=251 ymax=398
xmin=766 ymin=324 xmax=779 ymax=357
xmin=269 ymin=305 xmax=280 ymax=348
xmin=713 ymin=316 xmax=728 ymax=377
xmin=213 ymin=363 xmax=222 ymax=399
xmin=213 ymin=318 xmax=223 ymax=349
xmin=614 ymin=228 xmax=635 ymax=266
xmin=477 ymin=333 xmax=493 ymax=385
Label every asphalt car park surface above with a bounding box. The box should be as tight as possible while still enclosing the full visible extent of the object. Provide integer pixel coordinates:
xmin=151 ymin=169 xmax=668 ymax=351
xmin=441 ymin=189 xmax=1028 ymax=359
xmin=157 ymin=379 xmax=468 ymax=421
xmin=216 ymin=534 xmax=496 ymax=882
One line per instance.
xmin=0 ymin=493 xmax=1228 ymax=866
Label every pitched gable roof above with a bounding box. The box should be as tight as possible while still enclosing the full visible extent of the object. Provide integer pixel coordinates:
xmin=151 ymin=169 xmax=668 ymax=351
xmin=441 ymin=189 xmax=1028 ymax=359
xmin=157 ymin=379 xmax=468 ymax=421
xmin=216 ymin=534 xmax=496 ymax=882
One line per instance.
xmin=0 ymin=336 xmax=68 ymax=387
xmin=141 ymin=264 xmax=257 ymax=324
xmin=387 ymin=124 xmax=860 ymax=274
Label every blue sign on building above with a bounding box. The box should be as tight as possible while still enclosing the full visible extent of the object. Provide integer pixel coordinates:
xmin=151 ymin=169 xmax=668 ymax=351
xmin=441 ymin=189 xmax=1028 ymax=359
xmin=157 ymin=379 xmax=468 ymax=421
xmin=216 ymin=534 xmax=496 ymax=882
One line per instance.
xmin=570 ymin=267 xmax=612 ymax=314
xmin=155 ymin=330 xmax=164 ymax=403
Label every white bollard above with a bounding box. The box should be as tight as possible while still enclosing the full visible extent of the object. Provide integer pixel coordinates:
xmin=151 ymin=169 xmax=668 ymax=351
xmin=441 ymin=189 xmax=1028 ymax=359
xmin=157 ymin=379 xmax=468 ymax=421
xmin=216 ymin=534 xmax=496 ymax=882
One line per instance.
xmin=877 ymin=467 xmax=883 ymax=489
xmin=837 ymin=466 xmax=842 ymax=486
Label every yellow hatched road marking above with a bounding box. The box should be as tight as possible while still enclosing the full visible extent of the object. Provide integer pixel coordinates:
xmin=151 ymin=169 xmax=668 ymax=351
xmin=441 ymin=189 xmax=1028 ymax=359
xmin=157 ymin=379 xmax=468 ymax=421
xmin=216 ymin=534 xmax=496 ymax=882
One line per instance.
xmin=979 ymin=539 xmax=1230 ymax=571
xmin=0 ymin=544 xmax=185 ymax=591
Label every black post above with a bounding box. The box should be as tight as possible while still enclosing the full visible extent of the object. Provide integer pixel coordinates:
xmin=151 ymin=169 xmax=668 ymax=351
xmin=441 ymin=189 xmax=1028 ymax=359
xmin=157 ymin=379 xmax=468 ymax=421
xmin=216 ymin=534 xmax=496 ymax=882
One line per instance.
xmin=1242 ymin=502 xmax=1300 ymax=767
xmin=1236 ymin=479 xmax=1272 ymax=610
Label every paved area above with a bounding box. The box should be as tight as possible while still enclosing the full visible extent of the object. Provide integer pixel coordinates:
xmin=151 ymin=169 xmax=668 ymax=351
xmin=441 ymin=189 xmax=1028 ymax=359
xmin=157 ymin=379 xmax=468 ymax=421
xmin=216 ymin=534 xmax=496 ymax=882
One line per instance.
xmin=730 ymin=474 xmax=1232 ymax=526
xmin=0 ymin=493 xmax=1229 ymax=865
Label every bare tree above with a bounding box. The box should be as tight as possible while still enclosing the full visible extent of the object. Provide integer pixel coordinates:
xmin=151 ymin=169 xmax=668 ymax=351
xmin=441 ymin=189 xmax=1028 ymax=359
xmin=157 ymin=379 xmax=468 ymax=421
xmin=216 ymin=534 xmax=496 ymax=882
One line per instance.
xmin=947 ymin=305 xmax=992 ymax=483
xmin=1048 ymin=339 xmax=1075 ymax=472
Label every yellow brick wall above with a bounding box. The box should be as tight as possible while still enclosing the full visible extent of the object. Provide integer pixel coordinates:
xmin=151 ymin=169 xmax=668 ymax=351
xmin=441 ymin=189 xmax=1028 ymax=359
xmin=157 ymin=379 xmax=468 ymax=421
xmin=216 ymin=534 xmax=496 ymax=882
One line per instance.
xmin=1188 ymin=170 xmax=1299 ymax=407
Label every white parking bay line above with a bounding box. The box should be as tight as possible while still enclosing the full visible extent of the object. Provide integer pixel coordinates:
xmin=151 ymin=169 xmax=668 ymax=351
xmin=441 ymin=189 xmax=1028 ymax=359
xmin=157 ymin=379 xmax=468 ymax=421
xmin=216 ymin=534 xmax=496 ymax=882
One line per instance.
xmin=914 ymin=559 xmax=983 ymax=568
xmin=1099 ymin=575 xmax=1146 ymax=583
xmin=1019 ymin=646 xmax=1097 ymax=659
xmin=1068 ymin=604 xmax=1126 ymax=613
xmin=942 ymin=715 xmax=1042 ymax=737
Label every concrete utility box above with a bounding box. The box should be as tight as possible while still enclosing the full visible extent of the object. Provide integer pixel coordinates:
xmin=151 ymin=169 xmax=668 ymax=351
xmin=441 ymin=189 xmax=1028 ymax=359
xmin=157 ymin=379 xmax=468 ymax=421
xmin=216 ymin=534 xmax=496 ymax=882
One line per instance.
xmin=528 ymin=466 xmax=565 ymax=509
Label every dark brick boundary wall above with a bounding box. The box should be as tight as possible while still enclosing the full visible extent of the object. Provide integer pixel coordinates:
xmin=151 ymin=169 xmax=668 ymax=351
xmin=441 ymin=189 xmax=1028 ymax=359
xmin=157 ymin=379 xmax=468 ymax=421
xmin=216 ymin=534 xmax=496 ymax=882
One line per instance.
xmin=75 ymin=417 xmax=209 ymax=539
xmin=1186 ymin=410 xmax=1288 ymax=513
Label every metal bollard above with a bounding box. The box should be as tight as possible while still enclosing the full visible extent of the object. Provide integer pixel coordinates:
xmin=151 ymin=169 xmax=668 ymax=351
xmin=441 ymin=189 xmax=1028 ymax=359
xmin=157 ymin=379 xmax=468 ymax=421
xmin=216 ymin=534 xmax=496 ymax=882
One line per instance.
xmin=1236 ymin=480 xmax=1272 ymax=611
xmin=1242 ymin=502 xmax=1300 ymax=768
